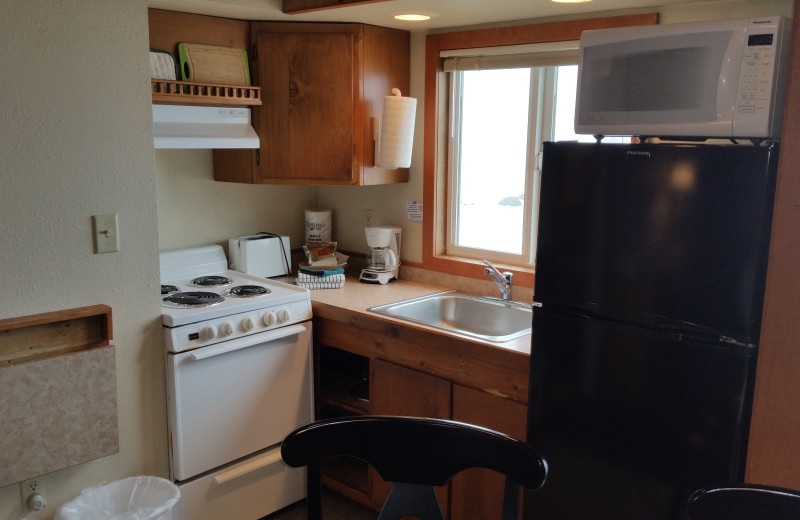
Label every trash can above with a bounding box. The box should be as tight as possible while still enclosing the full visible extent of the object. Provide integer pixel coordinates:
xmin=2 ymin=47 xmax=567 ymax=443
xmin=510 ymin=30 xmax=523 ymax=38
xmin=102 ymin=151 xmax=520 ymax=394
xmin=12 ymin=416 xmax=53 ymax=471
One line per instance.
xmin=55 ymin=476 xmax=180 ymax=520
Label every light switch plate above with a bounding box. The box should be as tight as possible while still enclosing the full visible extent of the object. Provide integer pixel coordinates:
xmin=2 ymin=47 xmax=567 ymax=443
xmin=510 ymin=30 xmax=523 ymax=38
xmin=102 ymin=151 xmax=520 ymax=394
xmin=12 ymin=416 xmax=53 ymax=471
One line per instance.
xmin=92 ymin=214 xmax=119 ymax=254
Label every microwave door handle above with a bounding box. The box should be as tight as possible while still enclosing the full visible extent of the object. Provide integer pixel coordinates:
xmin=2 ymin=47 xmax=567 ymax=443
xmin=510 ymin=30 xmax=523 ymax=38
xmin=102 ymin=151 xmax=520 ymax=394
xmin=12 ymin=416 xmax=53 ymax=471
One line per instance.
xmin=212 ymin=449 xmax=285 ymax=485
xmin=188 ymin=324 xmax=306 ymax=361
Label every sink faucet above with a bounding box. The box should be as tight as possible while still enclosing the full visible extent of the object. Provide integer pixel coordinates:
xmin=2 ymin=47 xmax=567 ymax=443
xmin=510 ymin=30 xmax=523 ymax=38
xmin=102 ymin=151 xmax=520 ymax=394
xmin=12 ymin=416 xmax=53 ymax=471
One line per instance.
xmin=483 ymin=260 xmax=513 ymax=301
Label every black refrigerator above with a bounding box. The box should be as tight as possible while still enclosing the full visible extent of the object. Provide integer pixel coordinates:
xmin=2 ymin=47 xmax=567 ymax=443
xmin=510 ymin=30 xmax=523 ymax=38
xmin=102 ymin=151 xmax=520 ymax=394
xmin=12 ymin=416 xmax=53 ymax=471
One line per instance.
xmin=525 ymin=141 xmax=779 ymax=519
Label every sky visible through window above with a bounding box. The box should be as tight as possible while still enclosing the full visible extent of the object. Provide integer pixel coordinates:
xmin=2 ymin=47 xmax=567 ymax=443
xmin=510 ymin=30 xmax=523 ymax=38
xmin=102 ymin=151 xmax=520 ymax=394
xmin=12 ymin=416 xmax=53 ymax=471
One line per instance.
xmin=457 ymin=68 xmax=530 ymax=253
xmin=455 ymin=65 xmax=588 ymax=255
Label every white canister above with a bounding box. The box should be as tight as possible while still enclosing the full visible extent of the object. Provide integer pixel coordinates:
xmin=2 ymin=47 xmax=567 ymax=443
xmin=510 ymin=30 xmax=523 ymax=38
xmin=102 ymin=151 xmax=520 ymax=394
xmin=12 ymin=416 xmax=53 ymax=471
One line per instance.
xmin=305 ymin=209 xmax=332 ymax=243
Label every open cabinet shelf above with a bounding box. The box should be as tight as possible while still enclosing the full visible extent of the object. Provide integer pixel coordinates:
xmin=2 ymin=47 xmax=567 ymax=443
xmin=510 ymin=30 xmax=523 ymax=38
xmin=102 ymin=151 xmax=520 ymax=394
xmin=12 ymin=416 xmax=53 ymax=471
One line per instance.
xmin=318 ymin=346 xmax=374 ymax=507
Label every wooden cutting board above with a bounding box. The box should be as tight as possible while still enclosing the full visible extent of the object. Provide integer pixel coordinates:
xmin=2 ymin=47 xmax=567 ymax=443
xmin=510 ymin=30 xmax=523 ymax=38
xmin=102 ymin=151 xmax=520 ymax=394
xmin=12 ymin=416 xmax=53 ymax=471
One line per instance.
xmin=178 ymin=43 xmax=251 ymax=85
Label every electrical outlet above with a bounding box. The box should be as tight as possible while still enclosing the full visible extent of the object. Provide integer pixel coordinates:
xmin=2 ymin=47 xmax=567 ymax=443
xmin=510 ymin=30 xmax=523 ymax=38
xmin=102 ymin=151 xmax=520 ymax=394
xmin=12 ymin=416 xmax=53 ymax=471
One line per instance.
xmin=363 ymin=209 xmax=375 ymax=228
xmin=20 ymin=478 xmax=46 ymax=511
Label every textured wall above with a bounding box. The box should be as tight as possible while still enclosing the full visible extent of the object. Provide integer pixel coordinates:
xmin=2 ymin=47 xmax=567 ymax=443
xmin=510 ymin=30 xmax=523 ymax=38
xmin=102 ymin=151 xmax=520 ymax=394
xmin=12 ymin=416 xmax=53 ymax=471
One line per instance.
xmin=155 ymin=149 xmax=318 ymax=252
xmin=0 ymin=1 xmax=166 ymax=518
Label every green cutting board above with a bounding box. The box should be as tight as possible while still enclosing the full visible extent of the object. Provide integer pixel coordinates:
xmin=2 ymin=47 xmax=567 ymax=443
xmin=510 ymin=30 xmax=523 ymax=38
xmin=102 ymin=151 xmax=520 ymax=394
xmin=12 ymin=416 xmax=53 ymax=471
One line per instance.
xmin=178 ymin=43 xmax=251 ymax=85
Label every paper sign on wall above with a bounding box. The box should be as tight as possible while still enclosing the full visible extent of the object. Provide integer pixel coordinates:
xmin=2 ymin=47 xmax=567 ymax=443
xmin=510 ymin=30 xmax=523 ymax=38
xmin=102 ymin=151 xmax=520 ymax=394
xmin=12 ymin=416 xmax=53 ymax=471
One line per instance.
xmin=406 ymin=201 xmax=422 ymax=222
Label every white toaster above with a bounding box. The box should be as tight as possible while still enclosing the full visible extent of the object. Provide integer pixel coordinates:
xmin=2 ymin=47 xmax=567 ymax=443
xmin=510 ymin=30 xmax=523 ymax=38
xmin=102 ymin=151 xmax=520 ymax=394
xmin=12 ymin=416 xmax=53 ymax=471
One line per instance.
xmin=228 ymin=235 xmax=291 ymax=278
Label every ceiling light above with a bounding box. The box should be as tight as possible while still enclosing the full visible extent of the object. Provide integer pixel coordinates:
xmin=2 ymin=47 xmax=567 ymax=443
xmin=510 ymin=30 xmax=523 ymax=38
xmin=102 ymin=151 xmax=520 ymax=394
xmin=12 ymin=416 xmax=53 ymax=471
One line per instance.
xmin=551 ymin=0 xmax=593 ymax=3
xmin=393 ymin=12 xmax=435 ymax=21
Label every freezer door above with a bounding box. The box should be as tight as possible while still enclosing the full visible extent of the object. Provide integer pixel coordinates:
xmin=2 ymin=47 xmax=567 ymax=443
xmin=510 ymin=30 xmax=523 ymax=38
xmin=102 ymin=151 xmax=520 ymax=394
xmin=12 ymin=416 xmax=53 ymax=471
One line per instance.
xmin=534 ymin=142 xmax=778 ymax=343
xmin=525 ymin=306 xmax=756 ymax=520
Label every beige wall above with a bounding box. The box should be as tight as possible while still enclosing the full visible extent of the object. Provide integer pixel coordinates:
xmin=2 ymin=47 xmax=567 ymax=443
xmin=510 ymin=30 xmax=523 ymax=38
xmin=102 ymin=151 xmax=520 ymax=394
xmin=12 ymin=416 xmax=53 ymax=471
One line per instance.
xmin=0 ymin=1 xmax=166 ymax=519
xmin=156 ymin=150 xmax=317 ymax=251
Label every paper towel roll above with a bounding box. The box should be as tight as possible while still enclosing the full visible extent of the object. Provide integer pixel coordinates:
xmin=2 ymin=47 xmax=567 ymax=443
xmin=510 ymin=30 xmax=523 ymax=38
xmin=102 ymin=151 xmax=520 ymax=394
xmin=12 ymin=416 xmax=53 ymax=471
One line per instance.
xmin=305 ymin=209 xmax=332 ymax=243
xmin=378 ymin=88 xmax=417 ymax=169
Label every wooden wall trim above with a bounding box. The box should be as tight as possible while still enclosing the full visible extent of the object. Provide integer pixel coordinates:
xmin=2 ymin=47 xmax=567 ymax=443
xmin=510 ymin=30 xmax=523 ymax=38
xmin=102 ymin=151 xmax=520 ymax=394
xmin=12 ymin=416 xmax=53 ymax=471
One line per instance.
xmin=422 ymin=13 xmax=658 ymax=289
xmin=745 ymin=5 xmax=800 ymax=489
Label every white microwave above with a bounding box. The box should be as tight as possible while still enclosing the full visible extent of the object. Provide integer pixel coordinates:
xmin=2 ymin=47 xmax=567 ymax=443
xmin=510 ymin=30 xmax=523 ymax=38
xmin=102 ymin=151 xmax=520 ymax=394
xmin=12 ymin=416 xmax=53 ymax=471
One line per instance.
xmin=575 ymin=16 xmax=790 ymax=140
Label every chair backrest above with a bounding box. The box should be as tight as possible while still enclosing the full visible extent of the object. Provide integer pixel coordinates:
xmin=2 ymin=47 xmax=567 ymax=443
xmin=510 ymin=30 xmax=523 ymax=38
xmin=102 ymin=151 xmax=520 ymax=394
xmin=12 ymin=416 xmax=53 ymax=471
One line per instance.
xmin=687 ymin=484 xmax=800 ymax=520
xmin=281 ymin=415 xmax=548 ymax=520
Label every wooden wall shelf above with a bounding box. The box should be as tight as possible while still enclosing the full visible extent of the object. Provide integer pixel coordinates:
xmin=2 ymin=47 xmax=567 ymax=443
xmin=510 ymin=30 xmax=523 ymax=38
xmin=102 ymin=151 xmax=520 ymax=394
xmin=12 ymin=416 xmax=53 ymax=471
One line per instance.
xmin=0 ymin=304 xmax=112 ymax=366
xmin=151 ymin=79 xmax=262 ymax=106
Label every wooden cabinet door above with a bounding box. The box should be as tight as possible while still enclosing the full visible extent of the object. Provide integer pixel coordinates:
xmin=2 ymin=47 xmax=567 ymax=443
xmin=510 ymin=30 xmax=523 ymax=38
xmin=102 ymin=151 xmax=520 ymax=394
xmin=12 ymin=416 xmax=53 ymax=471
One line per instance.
xmin=451 ymin=384 xmax=528 ymax=520
xmin=215 ymin=22 xmax=410 ymax=186
xmin=371 ymin=359 xmax=452 ymax=514
xmin=253 ymin=25 xmax=357 ymax=184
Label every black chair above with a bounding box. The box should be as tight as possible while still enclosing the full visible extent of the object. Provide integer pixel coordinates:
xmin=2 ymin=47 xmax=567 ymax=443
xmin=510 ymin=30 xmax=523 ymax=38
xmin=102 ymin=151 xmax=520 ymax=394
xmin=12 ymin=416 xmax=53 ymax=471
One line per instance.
xmin=687 ymin=484 xmax=800 ymax=520
xmin=280 ymin=415 xmax=548 ymax=520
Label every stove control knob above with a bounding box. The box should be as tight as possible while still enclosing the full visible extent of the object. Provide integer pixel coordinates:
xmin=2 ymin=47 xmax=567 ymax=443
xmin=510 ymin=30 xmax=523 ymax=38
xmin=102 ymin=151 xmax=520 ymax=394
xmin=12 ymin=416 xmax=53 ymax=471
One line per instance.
xmin=276 ymin=308 xmax=291 ymax=323
xmin=262 ymin=312 xmax=277 ymax=327
xmin=219 ymin=322 xmax=234 ymax=337
xmin=242 ymin=317 xmax=256 ymax=331
xmin=201 ymin=325 xmax=217 ymax=340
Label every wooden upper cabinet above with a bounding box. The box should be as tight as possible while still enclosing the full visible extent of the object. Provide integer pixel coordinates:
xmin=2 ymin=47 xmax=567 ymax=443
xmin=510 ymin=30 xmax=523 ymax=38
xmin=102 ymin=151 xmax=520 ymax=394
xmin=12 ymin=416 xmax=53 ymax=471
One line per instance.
xmin=258 ymin=28 xmax=355 ymax=183
xmin=214 ymin=22 xmax=411 ymax=186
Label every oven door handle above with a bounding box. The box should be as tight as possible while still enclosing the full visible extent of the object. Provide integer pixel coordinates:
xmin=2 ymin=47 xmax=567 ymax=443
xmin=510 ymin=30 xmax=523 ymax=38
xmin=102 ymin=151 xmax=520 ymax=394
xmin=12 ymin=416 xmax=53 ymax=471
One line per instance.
xmin=188 ymin=324 xmax=306 ymax=361
xmin=212 ymin=449 xmax=285 ymax=485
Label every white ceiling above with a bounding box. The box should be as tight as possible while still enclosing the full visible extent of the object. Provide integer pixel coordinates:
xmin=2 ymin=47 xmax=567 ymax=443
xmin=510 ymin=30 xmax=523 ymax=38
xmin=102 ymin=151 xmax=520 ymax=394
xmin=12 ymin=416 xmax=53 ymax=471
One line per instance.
xmin=146 ymin=0 xmax=715 ymax=31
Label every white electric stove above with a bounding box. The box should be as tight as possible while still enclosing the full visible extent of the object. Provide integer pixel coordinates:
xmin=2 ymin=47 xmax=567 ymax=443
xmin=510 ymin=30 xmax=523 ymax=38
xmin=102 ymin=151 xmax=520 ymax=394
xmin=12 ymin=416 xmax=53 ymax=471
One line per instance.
xmin=160 ymin=245 xmax=313 ymax=520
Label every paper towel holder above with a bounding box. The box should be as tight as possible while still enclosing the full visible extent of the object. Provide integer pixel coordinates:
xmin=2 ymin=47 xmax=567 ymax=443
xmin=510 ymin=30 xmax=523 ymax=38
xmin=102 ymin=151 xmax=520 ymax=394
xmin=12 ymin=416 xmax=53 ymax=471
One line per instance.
xmin=374 ymin=88 xmax=417 ymax=169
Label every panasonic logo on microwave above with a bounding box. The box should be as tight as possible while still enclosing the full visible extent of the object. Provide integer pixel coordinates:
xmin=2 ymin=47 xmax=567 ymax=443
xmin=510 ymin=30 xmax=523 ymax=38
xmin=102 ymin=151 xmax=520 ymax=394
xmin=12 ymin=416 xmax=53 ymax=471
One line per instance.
xmin=626 ymin=150 xmax=652 ymax=158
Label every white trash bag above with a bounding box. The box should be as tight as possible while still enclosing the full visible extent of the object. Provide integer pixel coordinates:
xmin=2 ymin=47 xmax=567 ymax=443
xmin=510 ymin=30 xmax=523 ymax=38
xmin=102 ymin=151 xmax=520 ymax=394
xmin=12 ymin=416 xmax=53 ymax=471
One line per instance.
xmin=55 ymin=476 xmax=180 ymax=520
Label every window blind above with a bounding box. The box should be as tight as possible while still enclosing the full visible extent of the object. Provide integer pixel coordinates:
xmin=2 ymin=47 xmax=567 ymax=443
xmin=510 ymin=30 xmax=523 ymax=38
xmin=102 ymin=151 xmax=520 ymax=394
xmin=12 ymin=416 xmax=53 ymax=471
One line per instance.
xmin=441 ymin=41 xmax=579 ymax=72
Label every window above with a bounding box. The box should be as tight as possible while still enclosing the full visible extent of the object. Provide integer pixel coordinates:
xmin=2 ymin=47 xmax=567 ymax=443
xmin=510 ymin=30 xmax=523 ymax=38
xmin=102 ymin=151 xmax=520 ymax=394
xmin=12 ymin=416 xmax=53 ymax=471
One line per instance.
xmin=423 ymin=14 xmax=658 ymax=287
xmin=443 ymin=44 xmax=584 ymax=266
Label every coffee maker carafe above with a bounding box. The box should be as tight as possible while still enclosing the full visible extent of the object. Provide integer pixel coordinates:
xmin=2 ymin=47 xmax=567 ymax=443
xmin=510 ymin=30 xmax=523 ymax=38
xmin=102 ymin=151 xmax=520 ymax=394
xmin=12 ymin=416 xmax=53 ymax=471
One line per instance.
xmin=360 ymin=226 xmax=401 ymax=284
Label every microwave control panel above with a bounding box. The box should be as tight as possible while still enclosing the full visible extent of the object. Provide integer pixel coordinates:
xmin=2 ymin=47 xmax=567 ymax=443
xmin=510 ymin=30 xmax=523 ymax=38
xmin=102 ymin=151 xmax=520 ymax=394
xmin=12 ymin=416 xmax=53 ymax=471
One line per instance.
xmin=737 ymin=35 xmax=776 ymax=115
xmin=733 ymin=16 xmax=790 ymax=137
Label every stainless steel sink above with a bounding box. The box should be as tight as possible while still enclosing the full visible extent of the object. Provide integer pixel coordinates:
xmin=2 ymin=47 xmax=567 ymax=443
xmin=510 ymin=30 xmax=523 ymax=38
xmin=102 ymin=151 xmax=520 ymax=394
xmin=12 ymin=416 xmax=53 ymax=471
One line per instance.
xmin=368 ymin=291 xmax=532 ymax=342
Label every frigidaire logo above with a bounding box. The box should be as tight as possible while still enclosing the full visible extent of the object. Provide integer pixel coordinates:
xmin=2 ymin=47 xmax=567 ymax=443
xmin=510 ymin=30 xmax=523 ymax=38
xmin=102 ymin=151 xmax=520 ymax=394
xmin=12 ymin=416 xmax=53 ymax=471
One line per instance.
xmin=626 ymin=150 xmax=652 ymax=158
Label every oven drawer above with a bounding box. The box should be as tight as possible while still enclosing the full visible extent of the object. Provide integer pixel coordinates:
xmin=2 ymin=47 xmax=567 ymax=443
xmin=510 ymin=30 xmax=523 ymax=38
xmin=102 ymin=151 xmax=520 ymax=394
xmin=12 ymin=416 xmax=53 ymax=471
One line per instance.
xmin=167 ymin=322 xmax=314 ymax=481
xmin=176 ymin=446 xmax=306 ymax=520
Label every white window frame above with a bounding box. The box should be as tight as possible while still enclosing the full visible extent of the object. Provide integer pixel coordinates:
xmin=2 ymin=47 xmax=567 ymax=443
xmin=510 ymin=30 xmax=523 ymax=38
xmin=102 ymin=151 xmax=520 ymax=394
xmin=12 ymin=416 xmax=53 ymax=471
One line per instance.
xmin=441 ymin=42 xmax=579 ymax=267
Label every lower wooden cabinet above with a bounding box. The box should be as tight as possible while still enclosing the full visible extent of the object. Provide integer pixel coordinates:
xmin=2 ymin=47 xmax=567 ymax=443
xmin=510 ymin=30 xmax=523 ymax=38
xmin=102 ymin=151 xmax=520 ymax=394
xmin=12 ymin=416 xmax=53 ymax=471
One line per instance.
xmin=451 ymin=385 xmax=528 ymax=520
xmin=371 ymin=359 xmax=452 ymax=515
xmin=371 ymin=358 xmax=451 ymax=417
xmin=316 ymin=341 xmax=528 ymax=520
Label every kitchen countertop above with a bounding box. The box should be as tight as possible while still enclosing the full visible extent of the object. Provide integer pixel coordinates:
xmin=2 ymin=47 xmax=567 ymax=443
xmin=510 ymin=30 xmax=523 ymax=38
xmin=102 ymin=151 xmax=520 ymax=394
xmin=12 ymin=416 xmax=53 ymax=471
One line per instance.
xmin=307 ymin=276 xmax=532 ymax=356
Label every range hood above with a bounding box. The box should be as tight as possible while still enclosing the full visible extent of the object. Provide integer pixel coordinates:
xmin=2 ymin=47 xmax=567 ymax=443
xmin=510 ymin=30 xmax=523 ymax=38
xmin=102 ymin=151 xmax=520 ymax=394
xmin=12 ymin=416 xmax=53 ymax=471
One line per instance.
xmin=152 ymin=104 xmax=259 ymax=149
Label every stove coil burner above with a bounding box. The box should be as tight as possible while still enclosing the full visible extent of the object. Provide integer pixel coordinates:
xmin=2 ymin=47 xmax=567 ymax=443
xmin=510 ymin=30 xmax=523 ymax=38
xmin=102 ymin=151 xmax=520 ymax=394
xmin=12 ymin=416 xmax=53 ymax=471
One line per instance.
xmin=226 ymin=285 xmax=271 ymax=298
xmin=161 ymin=284 xmax=179 ymax=296
xmin=190 ymin=275 xmax=232 ymax=287
xmin=163 ymin=291 xmax=224 ymax=308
